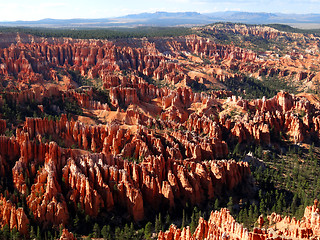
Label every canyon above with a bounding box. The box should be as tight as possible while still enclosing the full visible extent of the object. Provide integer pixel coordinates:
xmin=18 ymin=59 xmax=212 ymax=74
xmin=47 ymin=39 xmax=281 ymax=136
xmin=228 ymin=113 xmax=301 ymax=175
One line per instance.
xmin=0 ymin=23 xmax=319 ymax=239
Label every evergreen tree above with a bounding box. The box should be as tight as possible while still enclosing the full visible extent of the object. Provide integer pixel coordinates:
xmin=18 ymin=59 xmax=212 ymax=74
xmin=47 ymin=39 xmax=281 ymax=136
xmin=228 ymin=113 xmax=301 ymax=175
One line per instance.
xmin=214 ymin=198 xmax=220 ymax=210
xmin=11 ymin=227 xmax=20 ymax=240
xmin=114 ymin=227 xmax=122 ymax=240
xmin=73 ymin=214 xmax=80 ymax=230
xmin=2 ymin=224 xmax=10 ymax=240
xmin=29 ymin=226 xmax=36 ymax=239
xmin=242 ymin=208 xmax=249 ymax=227
xmin=59 ymin=225 xmax=64 ymax=238
xmin=248 ymin=205 xmax=254 ymax=223
xmin=165 ymin=212 xmax=171 ymax=229
xmin=123 ymin=224 xmax=130 ymax=239
xmin=227 ymin=197 xmax=234 ymax=214
xmin=190 ymin=207 xmax=199 ymax=234
xmin=101 ymin=225 xmax=109 ymax=240
xmin=237 ymin=209 xmax=244 ymax=223
xmin=253 ymin=204 xmax=259 ymax=221
xmin=181 ymin=209 xmax=186 ymax=229
xmin=256 ymin=145 xmax=263 ymax=158
xmin=309 ymin=143 xmax=315 ymax=161
xmin=144 ymin=222 xmax=153 ymax=240
xmin=85 ymin=215 xmax=90 ymax=223
xmin=291 ymin=194 xmax=298 ymax=215
xmin=233 ymin=142 xmax=241 ymax=158
xmin=276 ymin=194 xmax=283 ymax=213
xmin=259 ymin=199 xmax=266 ymax=213
xmin=37 ymin=226 xmax=41 ymax=240
xmin=93 ymin=223 xmax=100 ymax=238
xmin=129 ymin=223 xmax=135 ymax=238
xmin=47 ymin=231 xmax=53 ymax=240
xmin=155 ymin=213 xmax=163 ymax=233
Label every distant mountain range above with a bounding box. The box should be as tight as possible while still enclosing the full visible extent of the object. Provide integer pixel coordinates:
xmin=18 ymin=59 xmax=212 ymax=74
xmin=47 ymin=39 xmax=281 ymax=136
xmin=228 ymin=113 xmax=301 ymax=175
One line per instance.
xmin=1 ymin=11 xmax=320 ymax=28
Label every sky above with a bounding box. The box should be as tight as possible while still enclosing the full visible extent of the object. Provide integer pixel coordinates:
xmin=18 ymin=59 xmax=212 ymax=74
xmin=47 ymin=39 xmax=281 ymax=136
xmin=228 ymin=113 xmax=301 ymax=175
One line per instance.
xmin=0 ymin=0 xmax=320 ymax=21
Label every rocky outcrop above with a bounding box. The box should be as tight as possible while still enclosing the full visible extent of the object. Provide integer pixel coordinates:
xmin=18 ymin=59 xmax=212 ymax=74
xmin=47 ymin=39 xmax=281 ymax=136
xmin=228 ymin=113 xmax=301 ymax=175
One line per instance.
xmin=26 ymin=142 xmax=69 ymax=227
xmin=220 ymin=91 xmax=320 ymax=144
xmin=1 ymin=89 xmax=320 ymax=230
xmin=1 ymin=28 xmax=320 ymax=238
xmin=59 ymin=228 xmax=76 ymax=240
xmin=0 ymin=119 xmax=6 ymax=134
xmin=3 ymin=89 xmax=320 ymax=229
xmin=158 ymin=208 xmax=251 ymax=240
xmin=159 ymin=202 xmax=320 ymax=240
xmin=60 ymin=152 xmax=250 ymax=221
xmin=0 ymin=112 xmax=251 ymax=226
xmin=0 ymin=195 xmax=29 ymax=235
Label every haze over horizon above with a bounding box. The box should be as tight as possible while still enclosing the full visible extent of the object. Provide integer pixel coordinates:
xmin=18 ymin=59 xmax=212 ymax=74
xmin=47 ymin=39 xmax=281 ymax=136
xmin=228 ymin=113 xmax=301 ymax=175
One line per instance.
xmin=1 ymin=0 xmax=320 ymax=22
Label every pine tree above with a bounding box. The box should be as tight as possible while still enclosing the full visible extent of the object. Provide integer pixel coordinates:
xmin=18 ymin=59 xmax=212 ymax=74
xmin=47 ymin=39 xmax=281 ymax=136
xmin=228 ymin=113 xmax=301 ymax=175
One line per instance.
xmin=258 ymin=189 xmax=263 ymax=199
xmin=181 ymin=209 xmax=186 ymax=229
xmin=158 ymin=213 xmax=163 ymax=231
xmin=259 ymin=199 xmax=266 ymax=214
xmin=114 ymin=227 xmax=122 ymax=240
xmin=101 ymin=225 xmax=108 ymax=240
xmin=227 ymin=197 xmax=233 ymax=214
xmin=165 ymin=212 xmax=171 ymax=229
xmin=11 ymin=227 xmax=20 ymax=240
xmin=237 ymin=209 xmax=244 ymax=223
xmin=129 ymin=223 xmax=135 ymax=238
xmin=291 ymin=194 xmax=298 ymax=215
xmin=256 ymin=145 xmax=263 ymax=158
xmin=37 ymin=226 xmax=41 ymax=240
xmin=309 ymin=143 xmax=315 ymax=161
xmin=248 ymin=205 xmax=254 ymax=223
xmin=73 ymin=214 xmax=80 ymax=230
xmin=155 ymin=213 xmax=163 ymax=233
xmin=242 ymin=208 xmax=249 ymax=227
xmin=93 ymin=223 xmax=100 ymax=238
xmin=253 ymin=204 xmax=259 ymax=221
xmin=233 ymin=142 xmax=241 ymax=158
xmin=144 ymin=222 xmax=153 ymax=240
xmin=30 ymin=226 xmax=36 ymax=240
xmin=123 ymin=224 xmax=130 ymax=239
xmin=48 ymin=231 xmax=53 ymax=240
xmin=276 ymin=194 xmax=283 ymax=213
xmin=2 ymin=224 xmax=10 ymax=240
xmin=214 ymin=198 xmax=220 ymax=210
xmin=190 ymin=207 xmax=199 ymax=234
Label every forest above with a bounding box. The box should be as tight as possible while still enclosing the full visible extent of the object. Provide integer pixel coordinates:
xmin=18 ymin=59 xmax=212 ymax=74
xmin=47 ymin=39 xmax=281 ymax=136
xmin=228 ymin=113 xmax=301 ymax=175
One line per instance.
xmin=0 ymin=26 xmax=192 ymax=39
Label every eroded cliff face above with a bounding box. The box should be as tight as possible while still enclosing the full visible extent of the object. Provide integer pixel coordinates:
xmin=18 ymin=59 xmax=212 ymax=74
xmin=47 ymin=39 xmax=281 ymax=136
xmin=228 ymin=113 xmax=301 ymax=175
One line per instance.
xmin=222 ymin=91 xmax=320 ymax=144
xmin=59 ymin=228 xmax=76 ymax=240
xmin=2 ymin=89 xmax=320 ymax=234
xmin=0 ymin=114 xmax=252 ymax=229
xmin=1 ymin=29 xmax=319 ymax=94
xmin=0 ymin=195 xmax=29 ymax=235
xmin=158 ymin=201 xmax=320 ymax=240
xmin=0 ymin=29 xmax=320 ymax=236
xmin=0 ymin=34 xmax=255 ymax=89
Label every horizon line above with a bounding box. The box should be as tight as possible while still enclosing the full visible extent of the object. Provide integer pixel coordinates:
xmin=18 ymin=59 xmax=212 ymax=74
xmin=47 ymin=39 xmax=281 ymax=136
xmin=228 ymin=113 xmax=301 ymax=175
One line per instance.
xmin=1 ymin=10 xmax=320 ymax=23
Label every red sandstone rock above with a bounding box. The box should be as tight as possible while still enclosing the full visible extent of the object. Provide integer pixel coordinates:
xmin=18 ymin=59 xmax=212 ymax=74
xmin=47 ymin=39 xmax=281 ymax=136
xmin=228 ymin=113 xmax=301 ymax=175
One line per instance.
xmin=0 ymin=195 xmax=29 ymax=235
xmin=0 ymin=119 xmax=6 ymax=134
xmin=59 ymin=228 xmax=76 ymax=240
xmin=159 ymin=202 xmax=320 ymax=240
xmin=1 ymin=89 xmax=319 ymax=230
xmin=1 ymin=29 xmax=320 ymax=238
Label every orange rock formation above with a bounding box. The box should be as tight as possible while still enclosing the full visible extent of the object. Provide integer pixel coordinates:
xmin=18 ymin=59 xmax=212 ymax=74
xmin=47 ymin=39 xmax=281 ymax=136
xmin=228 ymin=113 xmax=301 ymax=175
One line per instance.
xmin=159 ymin=201 xmax=320 ymax=240
xmin=0 ymin=27 xmax=320 ymax=236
